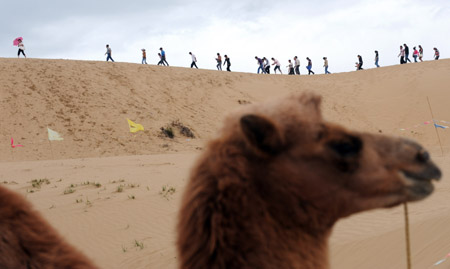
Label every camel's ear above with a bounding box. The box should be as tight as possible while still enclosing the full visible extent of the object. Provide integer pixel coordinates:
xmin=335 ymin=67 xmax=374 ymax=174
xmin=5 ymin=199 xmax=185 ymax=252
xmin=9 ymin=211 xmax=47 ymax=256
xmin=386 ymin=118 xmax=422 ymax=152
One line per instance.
xmin=240 ymin=114 xmax=283 ymax=155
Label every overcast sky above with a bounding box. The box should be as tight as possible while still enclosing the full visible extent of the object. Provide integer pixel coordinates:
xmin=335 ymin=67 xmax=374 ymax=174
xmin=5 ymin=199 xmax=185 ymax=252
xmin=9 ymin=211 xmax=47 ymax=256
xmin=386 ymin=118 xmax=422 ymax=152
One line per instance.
xmin=1 ymin=0 xmax=449 ymax=74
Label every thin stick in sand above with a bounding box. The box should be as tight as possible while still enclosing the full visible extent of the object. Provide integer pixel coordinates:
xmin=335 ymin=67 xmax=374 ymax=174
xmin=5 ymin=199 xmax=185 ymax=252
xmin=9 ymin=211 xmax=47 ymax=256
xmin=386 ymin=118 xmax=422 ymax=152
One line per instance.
xmin=404 ymin=203 xmax=411 ymax=269
xmin=426 ymin=96 xmax=444 ymax=156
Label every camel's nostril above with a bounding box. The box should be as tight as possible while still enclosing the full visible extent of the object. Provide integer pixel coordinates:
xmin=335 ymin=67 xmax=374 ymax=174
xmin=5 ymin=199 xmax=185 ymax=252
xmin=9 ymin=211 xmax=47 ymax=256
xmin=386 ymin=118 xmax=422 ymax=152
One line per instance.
xmin=416 ymin=150 xmax=430 ymax=162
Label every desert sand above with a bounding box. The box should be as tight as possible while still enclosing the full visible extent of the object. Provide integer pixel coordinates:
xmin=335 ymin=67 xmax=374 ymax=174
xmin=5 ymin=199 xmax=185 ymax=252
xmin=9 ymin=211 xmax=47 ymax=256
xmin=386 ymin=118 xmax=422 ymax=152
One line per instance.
xmin=1 ymin=58 xmax=449 ymax=268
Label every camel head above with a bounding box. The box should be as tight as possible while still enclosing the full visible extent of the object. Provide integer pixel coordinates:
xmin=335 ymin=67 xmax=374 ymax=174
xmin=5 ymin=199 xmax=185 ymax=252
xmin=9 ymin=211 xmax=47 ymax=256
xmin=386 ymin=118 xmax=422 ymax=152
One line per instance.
xmin=231 ymin=92 xmax=441 ymax=224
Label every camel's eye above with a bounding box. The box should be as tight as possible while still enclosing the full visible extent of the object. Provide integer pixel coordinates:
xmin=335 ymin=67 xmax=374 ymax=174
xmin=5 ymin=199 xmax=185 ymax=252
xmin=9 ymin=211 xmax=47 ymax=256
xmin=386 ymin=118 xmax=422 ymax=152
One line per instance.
xmin=327 ymin=135 xmax=362 ymax=158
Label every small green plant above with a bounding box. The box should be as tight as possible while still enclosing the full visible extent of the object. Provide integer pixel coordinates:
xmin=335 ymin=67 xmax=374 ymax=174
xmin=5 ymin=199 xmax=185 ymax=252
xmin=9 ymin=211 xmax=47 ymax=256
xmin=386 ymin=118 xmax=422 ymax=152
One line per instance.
xmin=64 ymin=187 xmax=75 ymax=195
xmin=82 ymin=181 xmax=102 ymax=188
xmin=134 ymin=240 xmax=144 ymax=250
xmin=128 ymin=195 xmax=136 ymax=200
xmin=27 ymin=189 xmax=35 ymax=193
xmin=76 ymin=198 xmax=83 ymax=203
xmin=159 ymin=185 xmax=176 ymax=200
xmin=86 ymin=198 xmax=92 ymax=207
xmin=171 ymin=120 xmax=195 ymax=138
xmin=160 ymin=127 xmax=174 ymax=138
xmin=122 ymin=245 xmax=128 ymax=253
xmin=117 ymin=185 xmax=124 ymax=193
xmin=31 ymin=178 xmax=51 ymax=188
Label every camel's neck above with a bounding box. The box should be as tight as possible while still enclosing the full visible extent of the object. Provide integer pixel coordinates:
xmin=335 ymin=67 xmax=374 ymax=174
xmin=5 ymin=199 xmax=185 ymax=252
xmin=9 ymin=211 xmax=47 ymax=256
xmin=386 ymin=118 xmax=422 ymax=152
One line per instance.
xmin=224 ymin=213 xmax=332 ymax=269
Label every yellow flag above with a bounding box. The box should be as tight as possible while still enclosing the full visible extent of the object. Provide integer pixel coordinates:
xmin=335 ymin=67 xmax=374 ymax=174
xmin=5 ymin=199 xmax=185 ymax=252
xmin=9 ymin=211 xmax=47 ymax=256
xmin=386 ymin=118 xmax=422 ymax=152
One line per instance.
xmin=127 ymin=119 xmax=144 ymax=133
xmin=47 ymin=128 xmax=64 ymax=141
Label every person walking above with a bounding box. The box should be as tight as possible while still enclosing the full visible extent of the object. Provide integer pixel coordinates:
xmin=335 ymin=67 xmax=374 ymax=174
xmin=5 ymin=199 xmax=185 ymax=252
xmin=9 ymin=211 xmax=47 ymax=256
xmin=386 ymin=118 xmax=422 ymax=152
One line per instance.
xmin=412 ymin=47 xmax=419 ymax=62
xmin=357 ymin=55 xmax=363 ymax=70
xmin=223 ymin=55 xmax=231 ymax=71
xmin=398 ymin=46 xmax=405 ymax=64
xmin=418 ymin=45 xmax=424 ymax=62
xmin=271 ymin=58 xmax=282 ymax=74
xmin=157 ymin=53 xmax=166 ymax=65
xmin=189 ymin=52 xmax=198 ymax=68
xmin=404 ymin=44 xmax=411 ymax=63
xmin=216 ymin=53 xmax=222 ymax=70
xmin=105 ymin=44 xmax=114 ymax=62
xmin=294 ymin=56 xmax=300 ymax=75
xmin=374 ymin=50 xmax=380 ymax=67
xmin=255 ymin=56 xmax=265 ymax=74
xmin=323 ymin=57 xmax=331 ymax=74
xmin=159 ymin=47 xmax=169 ymax=66
xmin=263 ymin=57 xmax=270 ymax=74
xmin=434 ymin=48 xmax=440 ymax=60
xmin=306 ymin=57 xmax=315 ymax=75
xmin=287 ymin=60 xmax=295 ymax=75
xmin=141 ymin=49 xmax=147 ymax=64
xmin=17 ymin=39 xmax=26 ymax=58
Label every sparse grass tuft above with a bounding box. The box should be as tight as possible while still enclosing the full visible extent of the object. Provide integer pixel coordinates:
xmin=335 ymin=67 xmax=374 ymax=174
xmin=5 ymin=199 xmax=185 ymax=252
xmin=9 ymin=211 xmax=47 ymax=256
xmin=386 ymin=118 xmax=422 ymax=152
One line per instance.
xmin=159 ymin=185 xmax=176 ymax=200
xmin=128 ymin=195 xmax=136 ymax=200
xmin=134 ymin=240 xmax=144 ymax=250
xmin=64 ymin=187 xmax=75 ymax=195
xmin=31 ymin=178 xmax=51 ymax=189
xmin=160 ymin=127 xmax=174 ymax=138
xmin=85 ymin=197 xmax=92 ymax=207
xmin=171 ymin=120 xmax=195 ymax=138
xmin=117 ymin=185 xmax=124 ymax=193
xmin=81 ymin=181 xmax=102 ymax=188
xmin=76 ymin=198 xmax=83 ymax=203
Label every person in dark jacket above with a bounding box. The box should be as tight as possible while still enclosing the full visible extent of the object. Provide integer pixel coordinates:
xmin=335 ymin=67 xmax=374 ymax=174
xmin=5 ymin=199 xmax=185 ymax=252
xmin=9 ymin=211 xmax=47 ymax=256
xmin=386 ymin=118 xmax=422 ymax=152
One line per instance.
xmin=223 ymin=55 xmax=231 ymax=72
xmin=357 ymin=55 xmax=363 ymax=70
xmin=404 ymin=44 xmax=411 ymax=63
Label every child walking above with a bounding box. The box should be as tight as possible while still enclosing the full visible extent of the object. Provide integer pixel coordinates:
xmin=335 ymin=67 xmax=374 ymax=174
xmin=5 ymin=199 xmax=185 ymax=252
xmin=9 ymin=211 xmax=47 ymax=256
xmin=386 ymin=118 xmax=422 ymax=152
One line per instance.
xmin=141 ymin=49 xmax=147 ymax=64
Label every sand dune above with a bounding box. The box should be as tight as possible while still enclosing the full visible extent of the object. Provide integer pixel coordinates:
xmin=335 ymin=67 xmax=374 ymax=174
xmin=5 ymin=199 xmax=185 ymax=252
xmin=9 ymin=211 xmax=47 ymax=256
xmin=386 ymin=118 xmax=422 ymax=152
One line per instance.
xmin=0 ymin=58 xmax=449 ymax=268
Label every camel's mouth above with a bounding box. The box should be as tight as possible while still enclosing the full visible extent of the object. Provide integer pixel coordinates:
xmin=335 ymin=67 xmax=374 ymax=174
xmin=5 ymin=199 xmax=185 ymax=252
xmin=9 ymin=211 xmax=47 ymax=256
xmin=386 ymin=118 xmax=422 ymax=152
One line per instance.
xmin=399 ymin=166 xmax=441 ymax=201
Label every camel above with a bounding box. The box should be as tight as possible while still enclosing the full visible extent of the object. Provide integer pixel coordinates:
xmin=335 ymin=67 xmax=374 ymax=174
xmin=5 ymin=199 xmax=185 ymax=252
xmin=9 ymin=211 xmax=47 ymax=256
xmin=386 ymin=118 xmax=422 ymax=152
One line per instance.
xmin=0 ymin=92 xmax=441 ymax=269
xmin=177 ymin=92 xmax=441 ymax=269
xmin=0 ymin=185 xmax=98 ymax=269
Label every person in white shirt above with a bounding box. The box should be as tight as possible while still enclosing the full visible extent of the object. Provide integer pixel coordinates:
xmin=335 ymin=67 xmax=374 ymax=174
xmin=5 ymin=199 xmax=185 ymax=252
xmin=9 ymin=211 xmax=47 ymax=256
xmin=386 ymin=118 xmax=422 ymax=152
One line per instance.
xmin=189 ymin=52 xmax=198 ymax=68
xmin=294 ymin=56 xmax=300 ymax=75
xmin=263 ymin=57 xmax=270 ymax=74
xmin=271 ymin=58 xmax=282 ymax=74
xmin=287 ymin=60 xmax=294 ymax=75
xmin=323 ymin=57 xmax=331 ymax=74
xmin=17 ymin=40 xmax=26 ymax=58
xmin=105 ymin=44 xmax=114 ymax=62
xmin=398 ymin=45 xmax=405 ymax=64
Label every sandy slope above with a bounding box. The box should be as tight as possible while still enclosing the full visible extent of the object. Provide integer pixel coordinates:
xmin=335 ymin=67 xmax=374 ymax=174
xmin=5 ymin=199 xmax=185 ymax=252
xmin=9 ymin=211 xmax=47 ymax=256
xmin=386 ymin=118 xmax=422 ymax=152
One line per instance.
xmin=1 ymin=58 xmax=450 ymax=268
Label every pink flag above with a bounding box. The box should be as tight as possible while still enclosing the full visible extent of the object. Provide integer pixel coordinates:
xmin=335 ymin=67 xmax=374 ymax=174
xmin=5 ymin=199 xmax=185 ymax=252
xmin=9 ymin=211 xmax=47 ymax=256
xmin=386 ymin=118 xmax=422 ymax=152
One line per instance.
xmin=11 ymin=138 xmax=23 ymax=148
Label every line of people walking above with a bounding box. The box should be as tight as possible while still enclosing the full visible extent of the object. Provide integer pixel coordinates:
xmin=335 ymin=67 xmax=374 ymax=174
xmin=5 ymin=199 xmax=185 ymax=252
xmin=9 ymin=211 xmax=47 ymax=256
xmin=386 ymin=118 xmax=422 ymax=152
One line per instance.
xmin=398 ymin=44 xmax=439 ymax=64
xmin=104 ymin=43 xmax=441 ymax=74
xmin=14 ymin=39 xmax=443 ymax=74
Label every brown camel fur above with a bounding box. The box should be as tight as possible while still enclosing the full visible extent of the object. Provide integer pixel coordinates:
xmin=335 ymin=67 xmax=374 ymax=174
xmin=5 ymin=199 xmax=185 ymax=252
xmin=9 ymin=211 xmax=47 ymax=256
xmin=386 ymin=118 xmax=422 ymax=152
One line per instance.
xmin=0 ymin=185 xmax=98 ymax=269
xmin=177 ymin=92 xmax=441 ymax=269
